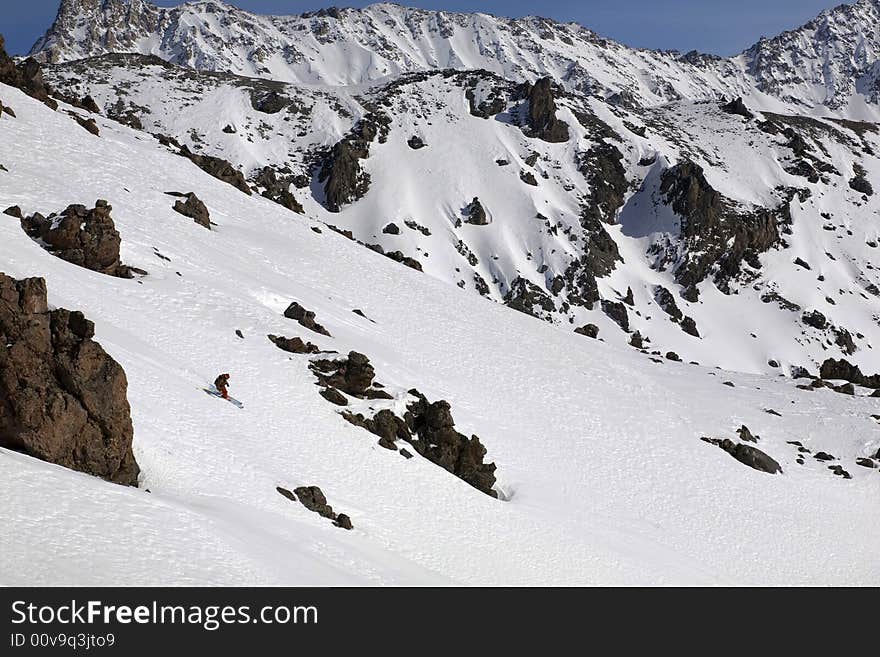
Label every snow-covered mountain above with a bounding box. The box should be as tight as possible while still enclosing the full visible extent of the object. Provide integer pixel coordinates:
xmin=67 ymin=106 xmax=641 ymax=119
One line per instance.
xmin=29 ymin=0 xmax=880 ymax=118
xmin=1 ymin=73 xmax=878 ymax=586
xmin=41 ymin=47 xmax=880 ymax=375
xmin=1 ymin=2 xmax=879 ymax=585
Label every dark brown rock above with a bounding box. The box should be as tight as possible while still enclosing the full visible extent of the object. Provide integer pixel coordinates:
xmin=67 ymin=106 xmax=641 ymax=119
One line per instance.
xmin=574 ymin=324 xmax=599 ymax=338
xmin=819 ymin=358 xmax=880 ymax=388
xmin=405 ymin=393 xmax=497 ymax=497
xmin=168 ymin=192 xmax=210 ymax=229
xmin=0 ymin=274 xmax=139 ymax=485
xmin=283 ymin=302 xmax=331 ymax=337
xmin=20 ymin=201 xmax=137 ymax=278
xmin=0 ymin=37 xmax=57 ymax=109
xmin=311 ymin=351 xmax=375 ymax=397
xmin=268 ymin=334 xmax=320 ymax=354
xmin=465 ymin=197 xmax=488 ymax=225
xmin=504 ymin=276 xmax=555 ymax=319
xmin=601 ymin=300 xmax=630 ymax=332
xmin=525 ymin=78 xmax=570 ymax=143
xmin=179 ymin=145 xmax=251 ymax=196
xmin=659 ymin=160 xmax=782 ymax=293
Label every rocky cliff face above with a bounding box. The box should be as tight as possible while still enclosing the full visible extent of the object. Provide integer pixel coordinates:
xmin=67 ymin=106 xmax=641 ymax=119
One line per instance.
xmin=0 ymin=273 xmax=139 ymax=485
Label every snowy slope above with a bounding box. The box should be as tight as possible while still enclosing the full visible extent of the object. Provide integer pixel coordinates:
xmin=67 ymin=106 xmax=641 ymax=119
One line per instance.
xmin=29 ymin=0 xmax=880 ymax=119
xmin=1 ymin=81 xmax=878 ymax=585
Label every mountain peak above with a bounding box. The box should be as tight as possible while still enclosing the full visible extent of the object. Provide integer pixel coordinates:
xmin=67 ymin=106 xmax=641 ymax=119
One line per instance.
xmin=28 ymin=0 xmax=880 ymax=115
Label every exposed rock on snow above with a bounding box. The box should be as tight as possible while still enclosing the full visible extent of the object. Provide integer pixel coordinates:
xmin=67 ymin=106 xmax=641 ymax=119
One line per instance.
xmin=701 ymin=436 xmax=782 ymax=474
xmin=0 ymin=273 xmax=139 ymax=485
xmin=464 ymin=197 xmax=488 ymax=225
xmin=574 ymin=324 xmax=599 ymax=339
xmin=819 ymin=358 xmax=880 ymax=388
xmin=657 ymin=160 xmax=783 ymax=293
xmin=504 ymin=277 xmax=555 ymax=319
xmin=167 ymin=191 xmax=210 ymax=229
xmin=405 ymin=392 xmax=498 ymax=497
xmin=601 ymin=300 xmax=630 ymax=332
xmin=0 ymin=35 xmax=56 ymax=109
xmin=268 ymin=334 xmax=320 ymax=355
xmin=179 ymin=146 xmax=251 ymax=196
xmin=20 ymin=200 xmax=139 ymax=278
xmin=283 ymin=301 xmax=331 ymax=337
xmin=252 ymin=167 xmax=304 ymax=214
xmin=524 ymin=77 xmax=569 ymax=143
xmin=320 ymin=113 xmax=389 ymax=212
xmin=276 ymin=485 xmax=352 ymax=530
xmin=310 ymin=351 xmax=377 ymax=397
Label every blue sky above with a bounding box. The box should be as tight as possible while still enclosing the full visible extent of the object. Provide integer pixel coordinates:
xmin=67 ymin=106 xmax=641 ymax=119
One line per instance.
xmin=4 ymin=0 xmax=851 ymax=56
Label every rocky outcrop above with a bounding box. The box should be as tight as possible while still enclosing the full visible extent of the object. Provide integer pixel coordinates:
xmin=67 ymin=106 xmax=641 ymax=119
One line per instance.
xmin=283 ymin=302 xmax=331 ymax=337
xmin=657 ymin=160 xmax=782 ymax=294
xmin=0 ymin=36 xmax=57 ymax=109
xmin=310 ymin=351 xmax=378 ymax=397
xmin=504 ymin=277 xmax=555 ymax=319
xmin=0 ymin=273 xmax=139 ymax=485
xmin=250 ymin=89 xmax=289 ymax=114
xmin=407 ymin=135 xmax=426 ymax=149
xmin=252 ymin=167 xmax=304 ymax=213
xmin=562 ymin=212 xmax=622 ymax=309
xmin=20 ymin=201 xmax=138 ymax=278
xmin=178 ymin=145 xmax=251 ymax=195
xmin=680 ymin=316 xmax=700 ymax=338
xmin=701 ymin=436 xmax=782 ymax=474
xmin=819 ymin=358 xmax=880 ymax=388
xmin=850 ymin=164 xmax=873 ymax=196
xmin=524 ymin=78 xmax=569 ymax=143
xmin=464 ymin=197 xmax=488 ymax=225
xmin=365 ymin=244 xmax=423 ymax=272
xmin=721 ymin=97 xmax=754 ymax=119
xmin=167 ymin=191 xmax=210 ymax=228
xmin=654 ymin=286 xmax=683 ymax=321
xmin=276 ymin=485 xmax=352 ymax=529
xmin=466 ymin=81 xmax=507 ymax=118
xmin=68 ymin=111 xmax=99 ymax=136
xmin=601 ymin=300 xmax=630 ymax=332
xmin=802 ymin=310 xmax=827 ymax=330
xmin=577 ymin=142 xmax=627 ymax=226
xmin=574 ymin=324 xmax=599 ymax=338
xmin=268 ymin=334 xmax=320 ymax=354
xmin=404 ymin=392 xmax=497 ymax=497
xmin=319 ymin=112 xmax=390 ymax=212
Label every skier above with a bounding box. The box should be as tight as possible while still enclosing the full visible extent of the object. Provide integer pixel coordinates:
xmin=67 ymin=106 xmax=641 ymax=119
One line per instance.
xmin=214 ymin=373 xmax=231 ymax=399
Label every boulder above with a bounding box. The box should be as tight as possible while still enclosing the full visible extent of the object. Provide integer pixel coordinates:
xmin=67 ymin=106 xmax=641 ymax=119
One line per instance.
xmin=405 ymin=393 xmax=497 ymax=497
xmin=0 ymin=274 xmax=139 ymax=485
xmin=311 ymin=351 xmax=376 ymax=397
xmin=465 ymin=197 xmax=488 ymax=225
xmin=721 ymin=97 xmax=754 ymax=119
xmin=819 ymin=358 xmax=880 ymax=388
xmin=268 ymin=334 xmax=320 ymax=354
xmin=574 ymin=324 xmax=599 ymax=338
xmin=20 ymin=201 xmax=137 ymax=278
xmin=283 ymin=302 xmax=331 ymax=337
xmin=168 ymin=192 xmax=210 ymax=229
